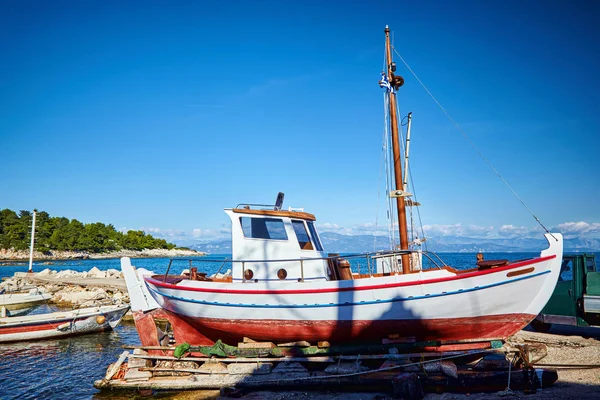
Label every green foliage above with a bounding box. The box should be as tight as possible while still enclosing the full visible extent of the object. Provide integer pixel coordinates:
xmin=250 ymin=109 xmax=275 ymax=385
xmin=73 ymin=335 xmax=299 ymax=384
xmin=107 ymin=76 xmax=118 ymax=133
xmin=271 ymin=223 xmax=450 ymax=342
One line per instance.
xmin=0 ymin=208 xmax=177 ymax=253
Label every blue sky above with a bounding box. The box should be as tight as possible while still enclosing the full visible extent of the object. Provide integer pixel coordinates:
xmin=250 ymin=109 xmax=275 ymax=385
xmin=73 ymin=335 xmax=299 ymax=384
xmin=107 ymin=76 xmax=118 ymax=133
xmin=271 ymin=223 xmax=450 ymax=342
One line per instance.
xmin=1 ymin=0 xmax=599 ymax=245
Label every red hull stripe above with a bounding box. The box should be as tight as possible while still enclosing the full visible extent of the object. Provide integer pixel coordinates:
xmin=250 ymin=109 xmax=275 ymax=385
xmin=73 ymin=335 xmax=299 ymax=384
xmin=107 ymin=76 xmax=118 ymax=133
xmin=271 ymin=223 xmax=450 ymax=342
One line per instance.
xmin=173 ymin=313 xmax=537 ymax=344
xmin=145 ymin=255 xmax=555 ymax=295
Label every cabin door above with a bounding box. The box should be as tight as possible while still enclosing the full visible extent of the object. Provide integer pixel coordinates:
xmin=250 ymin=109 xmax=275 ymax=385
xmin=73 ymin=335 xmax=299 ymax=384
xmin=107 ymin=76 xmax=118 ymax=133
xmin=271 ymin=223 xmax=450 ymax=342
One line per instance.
xmin=541 ymin=257 xmax=578 ymax=324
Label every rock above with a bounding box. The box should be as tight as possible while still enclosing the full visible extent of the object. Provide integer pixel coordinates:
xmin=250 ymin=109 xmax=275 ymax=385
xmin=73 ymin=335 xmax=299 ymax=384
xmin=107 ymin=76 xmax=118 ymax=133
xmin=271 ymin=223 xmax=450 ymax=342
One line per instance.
xmin=56 ymin=270 xmax=78 ymax=278
xmin=88 ymin=267 xmax=106 ymax=278
xmin=106 ymin=269 xmax=120 ymax=278
xmin=37 ymin=268 xmax=54 ymax=276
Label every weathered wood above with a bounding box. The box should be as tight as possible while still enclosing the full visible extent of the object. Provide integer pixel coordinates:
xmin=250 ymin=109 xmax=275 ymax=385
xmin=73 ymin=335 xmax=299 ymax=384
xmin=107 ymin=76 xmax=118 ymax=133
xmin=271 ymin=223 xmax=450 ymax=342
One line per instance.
xmin=123 ymin=368 xmax=152 ymax=381
xmin=103 ymin=351 xmax=129 ymax=381
xmin=128 ymin=349 xmax=490 ymax=364
xmin=277 ymin=340 xmax=311 ymax=347
xmin=96 ymin=365 xmax=558 ymax=393
xmin=242 ymin=337 xmax=256 ymax=343
xmin=227 ymin=362 xmax=273 ymax=375
xmin=238 ymin=341 xmax=276 ymax=349
xmin=392 ymin=373 xmax=424 ymax=400
xmin=140 ymin=367 xmax=226 ymax=375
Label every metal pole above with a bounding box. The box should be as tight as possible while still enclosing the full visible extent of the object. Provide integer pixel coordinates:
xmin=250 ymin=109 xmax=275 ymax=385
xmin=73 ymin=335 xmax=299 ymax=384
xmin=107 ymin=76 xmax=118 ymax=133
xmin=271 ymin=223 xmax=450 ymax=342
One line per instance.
xmin=28 ymin=209 xmax=37 ymax=273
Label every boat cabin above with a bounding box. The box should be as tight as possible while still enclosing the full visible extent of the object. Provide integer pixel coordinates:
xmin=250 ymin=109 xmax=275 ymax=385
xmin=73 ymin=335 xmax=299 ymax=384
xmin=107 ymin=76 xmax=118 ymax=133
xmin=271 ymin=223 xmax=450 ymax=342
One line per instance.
xmin=225 ymin=203 xmax=330 ymax=282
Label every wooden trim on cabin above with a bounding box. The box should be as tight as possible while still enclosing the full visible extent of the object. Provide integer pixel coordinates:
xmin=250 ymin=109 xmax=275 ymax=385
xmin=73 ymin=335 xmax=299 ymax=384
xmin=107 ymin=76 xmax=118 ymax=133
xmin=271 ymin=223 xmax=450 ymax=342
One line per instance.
xmin=232 ymin=208 xmax=316 ymax=221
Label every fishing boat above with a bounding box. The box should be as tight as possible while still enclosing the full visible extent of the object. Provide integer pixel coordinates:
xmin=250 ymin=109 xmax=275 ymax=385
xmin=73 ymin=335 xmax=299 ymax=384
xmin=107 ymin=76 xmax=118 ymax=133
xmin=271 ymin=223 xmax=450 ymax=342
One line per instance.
xmin=0 ymin=304 xmax=130 ymax=343
xmin=122 ymin=26 xmax=563 ymax=348
xmin=0 ymin=291 xmax=52 ymax=317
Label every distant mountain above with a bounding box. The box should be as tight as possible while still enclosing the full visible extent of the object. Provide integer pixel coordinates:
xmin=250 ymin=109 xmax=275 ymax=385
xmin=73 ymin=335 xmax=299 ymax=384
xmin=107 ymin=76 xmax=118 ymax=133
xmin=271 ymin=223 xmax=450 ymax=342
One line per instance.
xmin=187 ymin=232 xmax=600 ymax=254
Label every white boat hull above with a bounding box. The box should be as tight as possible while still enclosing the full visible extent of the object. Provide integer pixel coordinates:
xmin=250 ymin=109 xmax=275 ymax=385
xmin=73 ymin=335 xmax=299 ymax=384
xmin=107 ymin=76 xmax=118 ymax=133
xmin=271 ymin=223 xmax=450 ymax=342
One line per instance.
xmin=0 ymin=304 xmax=130 ymax=343
xmin=142 ymin=234 xmax=563 ymax=345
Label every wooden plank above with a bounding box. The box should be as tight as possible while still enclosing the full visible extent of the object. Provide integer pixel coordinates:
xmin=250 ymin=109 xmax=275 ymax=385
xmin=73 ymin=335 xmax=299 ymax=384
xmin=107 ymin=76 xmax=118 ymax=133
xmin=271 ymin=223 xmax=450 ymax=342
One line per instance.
xmin=124 ymin=368 xmax=152 ymax=381
xmin=238 ymin=341 xmax=275 ymax=349
xmin=128 ymin=348 xmax=492 ymax=364
xmin=277 ymin=340 xmax=311 ymax=348
xmin=103 ymin=351 xmax=129 ymax=381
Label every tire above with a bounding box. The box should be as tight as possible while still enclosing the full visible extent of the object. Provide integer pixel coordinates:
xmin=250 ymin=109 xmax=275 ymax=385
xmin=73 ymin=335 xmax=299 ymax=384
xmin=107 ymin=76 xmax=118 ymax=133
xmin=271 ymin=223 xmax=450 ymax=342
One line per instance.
xmin=530 ymin=318 xmax=552 ymax=333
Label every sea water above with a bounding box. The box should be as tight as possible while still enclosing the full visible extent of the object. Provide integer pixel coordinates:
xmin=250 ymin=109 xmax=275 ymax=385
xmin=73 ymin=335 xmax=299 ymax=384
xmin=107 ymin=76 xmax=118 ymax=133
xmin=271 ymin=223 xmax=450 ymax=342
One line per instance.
xmin=0 ymin=252 xmax=596 ymax=399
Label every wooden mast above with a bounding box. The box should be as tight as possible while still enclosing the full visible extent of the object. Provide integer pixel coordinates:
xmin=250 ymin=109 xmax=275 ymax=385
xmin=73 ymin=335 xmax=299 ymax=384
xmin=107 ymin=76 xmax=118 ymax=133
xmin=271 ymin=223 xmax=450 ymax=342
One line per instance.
xmin=385 ymin=26 xmax=411 ymax=274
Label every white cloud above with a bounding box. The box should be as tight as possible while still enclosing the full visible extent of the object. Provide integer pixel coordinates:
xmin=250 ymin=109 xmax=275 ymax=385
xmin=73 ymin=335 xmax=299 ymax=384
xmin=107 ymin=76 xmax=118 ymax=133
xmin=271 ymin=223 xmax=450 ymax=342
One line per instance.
xmin=317 ymin=222 xmax=389 ymax=236
xmin=498 ymin=224 xmax=538 ymax=238
xmin=554 ymin=221 xmax=600 ymax=239
xmin=131 ymin=219 xmax=600 ymax=246
xmin=422 ymin=223 xmax=495 ymax=238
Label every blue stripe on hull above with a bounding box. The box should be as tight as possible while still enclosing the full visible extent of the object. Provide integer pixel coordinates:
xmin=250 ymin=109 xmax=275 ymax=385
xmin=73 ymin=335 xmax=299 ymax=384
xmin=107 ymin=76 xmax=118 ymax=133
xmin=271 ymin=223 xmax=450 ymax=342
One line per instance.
xmin=147 ymin=270 xmax=550 ymax=309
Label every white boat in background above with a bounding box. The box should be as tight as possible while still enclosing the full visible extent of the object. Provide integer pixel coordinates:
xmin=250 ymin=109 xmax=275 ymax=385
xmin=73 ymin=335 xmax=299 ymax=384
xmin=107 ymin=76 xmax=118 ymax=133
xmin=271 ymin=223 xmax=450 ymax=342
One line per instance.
xmin=0 ymin=304 xmax=130 ymax=343
xmin=121 ymin=26 xmax=563 ymax=349
xmin=0 ymin=210 xmax=52 ymax=317
xmin=0 ymin=291 xmax=52 ymax=317
xmin=0 ymin=210 xmax=131 ymax=343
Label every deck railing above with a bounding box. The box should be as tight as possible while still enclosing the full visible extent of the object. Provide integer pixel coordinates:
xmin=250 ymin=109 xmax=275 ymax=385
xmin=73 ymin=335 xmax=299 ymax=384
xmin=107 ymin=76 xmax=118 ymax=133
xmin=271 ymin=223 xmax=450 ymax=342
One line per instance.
xmin=162 ymin=250 xmax=448 ymax=283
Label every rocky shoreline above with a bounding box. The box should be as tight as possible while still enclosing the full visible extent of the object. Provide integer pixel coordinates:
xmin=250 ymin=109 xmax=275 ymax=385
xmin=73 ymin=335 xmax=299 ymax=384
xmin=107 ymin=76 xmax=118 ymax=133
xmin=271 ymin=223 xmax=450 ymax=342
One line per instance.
xmin=0 ymin=247 xmax=205 ymax=262
xmin=1 ymin=267 xmax=130 ymax=309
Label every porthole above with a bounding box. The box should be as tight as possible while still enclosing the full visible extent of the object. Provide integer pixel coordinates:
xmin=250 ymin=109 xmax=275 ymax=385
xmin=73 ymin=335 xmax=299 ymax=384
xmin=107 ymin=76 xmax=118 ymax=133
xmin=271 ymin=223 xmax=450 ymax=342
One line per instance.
xmin=277 ymin=269 xmax=288 ymax=280
xmin=244 ymin=269 xmax=254 ymax=280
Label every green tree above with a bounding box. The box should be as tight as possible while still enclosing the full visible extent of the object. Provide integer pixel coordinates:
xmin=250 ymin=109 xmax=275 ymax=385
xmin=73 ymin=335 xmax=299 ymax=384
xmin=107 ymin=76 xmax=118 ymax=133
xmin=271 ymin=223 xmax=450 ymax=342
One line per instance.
xmin=0 ymin=209 xmax=178 ymax=253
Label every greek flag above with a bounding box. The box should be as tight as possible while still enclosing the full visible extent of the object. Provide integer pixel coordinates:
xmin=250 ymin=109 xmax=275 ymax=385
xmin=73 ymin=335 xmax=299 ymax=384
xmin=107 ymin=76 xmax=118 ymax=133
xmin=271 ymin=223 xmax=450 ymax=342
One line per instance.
xmin=379 ymin=72 xmax=394 ymax=93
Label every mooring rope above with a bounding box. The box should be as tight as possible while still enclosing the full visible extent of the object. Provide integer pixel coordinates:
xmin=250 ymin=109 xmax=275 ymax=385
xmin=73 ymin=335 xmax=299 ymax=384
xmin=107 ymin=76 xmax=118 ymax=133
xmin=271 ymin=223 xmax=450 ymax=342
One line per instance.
xmin=392 ymin=47 xmax=555 ymax=240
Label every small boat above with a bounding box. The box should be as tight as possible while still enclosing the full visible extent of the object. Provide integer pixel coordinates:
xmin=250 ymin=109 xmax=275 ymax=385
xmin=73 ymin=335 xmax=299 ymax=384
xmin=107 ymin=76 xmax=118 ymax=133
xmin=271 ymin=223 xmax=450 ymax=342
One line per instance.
xmin=122 ymin=26 xmax=563 ymax=348
xmin=0 ymin=291 xmax=52 ymax=317
xmin=0 ymin=304 xmax=130 ymax=343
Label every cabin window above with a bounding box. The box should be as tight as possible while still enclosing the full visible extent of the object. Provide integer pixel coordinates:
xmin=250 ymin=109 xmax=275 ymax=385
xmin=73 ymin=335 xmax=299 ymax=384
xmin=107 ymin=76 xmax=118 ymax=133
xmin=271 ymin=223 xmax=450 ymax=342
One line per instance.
xmin=292 ymin=220 xmax=314 ymax=250
xmin=586 ymin=257 xmax=597 ymax=272
xmin=559 ymin=259 xmax=573 ymax=282
xmin=240 ymin=217 xmax=288 ymax=240
xmin=307 ymin=221 xmax=323 ymax=251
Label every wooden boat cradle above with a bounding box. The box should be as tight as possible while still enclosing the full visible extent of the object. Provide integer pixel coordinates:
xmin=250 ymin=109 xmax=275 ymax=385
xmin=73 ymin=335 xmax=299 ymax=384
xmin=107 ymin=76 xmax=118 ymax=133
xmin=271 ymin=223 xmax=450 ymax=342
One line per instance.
xmin=95 ymin=337 xmax=558 ymax=395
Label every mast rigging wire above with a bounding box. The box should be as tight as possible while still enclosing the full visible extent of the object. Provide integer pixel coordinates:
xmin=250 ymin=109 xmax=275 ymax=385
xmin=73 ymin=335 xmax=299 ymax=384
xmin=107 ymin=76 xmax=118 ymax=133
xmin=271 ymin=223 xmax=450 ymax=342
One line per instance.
xmin=392 ymin=46 xmax=555 ymax=239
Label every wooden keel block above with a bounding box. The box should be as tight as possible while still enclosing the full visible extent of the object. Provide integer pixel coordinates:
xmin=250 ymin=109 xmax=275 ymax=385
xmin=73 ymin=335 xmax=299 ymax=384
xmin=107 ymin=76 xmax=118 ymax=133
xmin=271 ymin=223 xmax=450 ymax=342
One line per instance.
xmin=317 ymin=341 xmax=330 ymax=348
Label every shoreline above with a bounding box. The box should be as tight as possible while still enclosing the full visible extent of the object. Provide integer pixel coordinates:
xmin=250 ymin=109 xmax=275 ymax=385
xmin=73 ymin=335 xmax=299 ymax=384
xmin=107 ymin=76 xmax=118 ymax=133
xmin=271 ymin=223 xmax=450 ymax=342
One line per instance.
xmin=0 ymin=248 xmax=206 ymax=263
